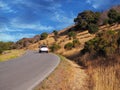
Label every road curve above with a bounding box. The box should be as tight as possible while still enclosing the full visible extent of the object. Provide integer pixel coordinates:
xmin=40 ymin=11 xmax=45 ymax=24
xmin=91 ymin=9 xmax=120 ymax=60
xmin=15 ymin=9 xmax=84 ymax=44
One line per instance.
xmin=0 ymin=51 xmax=60 ymax=90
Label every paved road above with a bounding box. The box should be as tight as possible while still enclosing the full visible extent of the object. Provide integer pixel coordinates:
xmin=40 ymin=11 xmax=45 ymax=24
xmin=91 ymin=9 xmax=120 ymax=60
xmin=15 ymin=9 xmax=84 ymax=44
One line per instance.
xmin=0 ymin=51 xmax=60 ymax=90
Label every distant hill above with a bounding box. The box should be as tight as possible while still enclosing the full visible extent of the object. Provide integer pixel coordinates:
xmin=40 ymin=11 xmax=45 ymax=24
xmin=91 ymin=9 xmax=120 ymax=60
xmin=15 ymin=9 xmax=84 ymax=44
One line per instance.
xmin=14 ymin=35 xmax=40 ymax=49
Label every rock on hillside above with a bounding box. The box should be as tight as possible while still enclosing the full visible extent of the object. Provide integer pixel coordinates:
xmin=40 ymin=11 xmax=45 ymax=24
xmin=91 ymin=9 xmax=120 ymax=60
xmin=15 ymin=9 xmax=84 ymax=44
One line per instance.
xmin=15 ymin=35 xmax=40 ymax=49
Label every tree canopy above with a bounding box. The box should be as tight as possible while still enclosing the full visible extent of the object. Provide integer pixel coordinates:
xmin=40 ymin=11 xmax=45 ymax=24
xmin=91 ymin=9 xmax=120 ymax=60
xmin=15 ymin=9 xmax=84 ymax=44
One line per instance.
xmin=81 ymin=30 xmax=120 ymax=57
xmin=40 ymin=32 xmax=48 ymax=40
xmin=0 ymin=41 xmax=14 ymax=54
xmin=74 ymin=10 xmax=100 ymax=33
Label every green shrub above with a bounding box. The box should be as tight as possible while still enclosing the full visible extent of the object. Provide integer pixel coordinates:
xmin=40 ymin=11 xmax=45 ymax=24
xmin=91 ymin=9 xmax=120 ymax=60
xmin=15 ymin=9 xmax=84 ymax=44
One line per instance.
xmin=117 ymin=15 xmax=120 ymax=23
xmin=0 ymin=48 xmax=4 ymax=54
xmin=53 ymin=30 xmax=59 ymax=41
xmin=108 ymin=18 xmax=116 ymax=25
xmin=50 ymin=43 xmax=61 ymax=52
xmin=103 ymin=19 xmax=109 ymax=25
xmin=40 ymin=32 xmax=48 ymax=40
xmin=68 ymin=31 xmax=76 ymax=39
xmin=81 ymin=30 xmax=118 ymax=57
xmin=0 ymin=41 xmax=14 ymax=54
xmin=88 ymin=24 xmax=99 ymax=34
xmin=74 ymin=10 xmax=100 ymax=30
xmin=108 ymin=9 xmax=120 ymax=24
xmin=64 ymin=42 xmax=73 ymax=50
xmin=73 ymin=39 xmax=80 ymax=48
xmin=53 ymin=30 xmax=58 ymax=36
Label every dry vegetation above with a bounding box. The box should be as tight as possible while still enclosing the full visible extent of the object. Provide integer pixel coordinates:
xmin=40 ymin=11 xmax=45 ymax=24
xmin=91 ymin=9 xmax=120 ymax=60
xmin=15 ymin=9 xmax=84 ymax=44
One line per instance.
xmin=27 ymin=29 xmax=95 ymax=56
xmin=34 ymin=56 xmax=88 ymax=90
xmin=0 ymin=49 xmax=25 ymax=62
xmin=85 ymin=56 xmax=120 ymax=90
xmin=27 ymin=24 xmax=120 ymax=57
xmin=74 ymin=29 xmax=120 ymax=90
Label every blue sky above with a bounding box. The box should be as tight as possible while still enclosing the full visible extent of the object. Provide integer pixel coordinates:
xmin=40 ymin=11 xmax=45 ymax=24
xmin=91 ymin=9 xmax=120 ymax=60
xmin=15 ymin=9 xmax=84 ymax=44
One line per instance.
xmin=0 ymin=0 xmax=120 ymax=42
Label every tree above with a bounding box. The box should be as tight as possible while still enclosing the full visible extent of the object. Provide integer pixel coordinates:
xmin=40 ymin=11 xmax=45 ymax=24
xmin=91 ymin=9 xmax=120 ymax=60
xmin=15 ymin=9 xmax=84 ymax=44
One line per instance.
xmin=108 ymin=9 xmax=119 ymax=24
xmin=68 ymin=31 xmax=76 ymax=40
xmin=94 ymin=12 xmax=101 ymax=24
xmin=108 ymin=9 xmax=118 ymax=19
xmin=0 ymin=42 xmax=5 ymax=54
xmin=53 ymin=30 xmax=58 ymax=36
xmin=50 ymin=43 xmax=61 ymax=52
xmin=74 ymin=10 xmax=100 ymax=32
xmin=0 ymin=41 xmax=14 ymax=54
xmin=53 ymin=30 xmax=58 ymax=41
xmin=88 ymin=24 xmax=99 ymax=34
xmin=103 ymin=19 xmax=109 ymax=25
xmin=73 ymin=39 xmax=80 ymax=48
xmin=117 ymin=14 xmax=120 ymax=23
xmin=64 ymin=42 xmax=73 ymax=50
xmin=81 ymin=30 xmax=118 ymax=57
xmin=40 ymin=32 xmax=48 ymax=40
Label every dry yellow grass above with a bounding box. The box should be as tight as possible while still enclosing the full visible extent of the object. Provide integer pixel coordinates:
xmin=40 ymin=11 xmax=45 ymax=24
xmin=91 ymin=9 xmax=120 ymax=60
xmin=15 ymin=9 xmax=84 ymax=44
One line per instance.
xmin=0 ymin=49 xmax=25 ymax=62
xmin=86 ymin=57 xmax=120 ymax=90
xmin=92 ymin=64 xmax=120 ymax=90
xmin=34 ymin=56 xmax=88 ymax=90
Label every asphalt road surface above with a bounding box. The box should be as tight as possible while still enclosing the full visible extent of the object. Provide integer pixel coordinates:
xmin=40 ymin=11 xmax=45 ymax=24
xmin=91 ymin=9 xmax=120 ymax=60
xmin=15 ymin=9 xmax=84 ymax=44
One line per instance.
xmin=0 ymin=51 xmax=60 ymax=90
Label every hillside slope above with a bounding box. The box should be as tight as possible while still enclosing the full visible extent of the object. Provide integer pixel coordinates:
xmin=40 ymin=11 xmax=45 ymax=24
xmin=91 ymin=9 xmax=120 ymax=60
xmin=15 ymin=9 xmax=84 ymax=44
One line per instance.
xmin=27 ymin=24 xmax=120 ymax=57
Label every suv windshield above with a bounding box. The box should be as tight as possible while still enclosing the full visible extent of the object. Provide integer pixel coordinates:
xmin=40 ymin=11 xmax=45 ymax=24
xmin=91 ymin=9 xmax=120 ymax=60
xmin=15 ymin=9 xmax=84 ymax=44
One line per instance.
xmin=40 ymin=45 xmax=47 ymax=48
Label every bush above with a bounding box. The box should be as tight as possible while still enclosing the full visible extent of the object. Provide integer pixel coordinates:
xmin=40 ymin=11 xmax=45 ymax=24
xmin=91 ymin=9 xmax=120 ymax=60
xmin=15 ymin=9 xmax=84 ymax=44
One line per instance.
xmin=0 ymin=47 xmax=4 ymax=54
xmin=108 ymin=18 xmax=116 ymax=25
xmin=68 ymin=31 xmax=76 ymax=39
xmin=40 ymin=32 xmax=48 ymax=40
xmin=88 ymin=24 xmax=99 ymax=34
xmin=53 ymin=30 xmax=59 ymax=41
xmin=53 ymin=30 xmax=58 ymax=36
xmin=0 ymin=41 xmax=14 ymax=54
xmin=81 ymin=30 xmax=118 ymax=57
xmin=108 ymin=9 xmax=120 ymax=24
xmin=117 ymin=15 xmax=120 ymax=23
xmin=50 ymin=44 xmax=61 ymax=52
xmin=74 ymin=10 xmax=100 ymax=30
xmin=73 ymin=39 xmax=80 ymax=48
xmin=64 ymin=42 xmax=73 ymax=50
xmin=103 ymin=19 xmax=109 ymax=25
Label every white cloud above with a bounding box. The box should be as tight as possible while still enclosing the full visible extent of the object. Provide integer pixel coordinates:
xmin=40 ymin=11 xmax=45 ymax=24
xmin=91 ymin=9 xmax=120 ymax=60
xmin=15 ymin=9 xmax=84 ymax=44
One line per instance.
xmin=52 ymin=11 xmax=75 ymax=28
xmin=0 ymin=33 xmax=16 ymax=41
xmin=0 ymin=1 xmax=14 ymax=13
xmin=86 ymin=0 xmax=102 ymax=9
xmin=0 ymin=24 xmax=23 ymax=32
xmin=86 ymin=0 xmax=120 ymax=9
xmin=0 ymin=33 xmax=35 ymax=42
xmin=13 ymin=0 xmax=61 ymax=12
xmin=10 ymin=19 xmax=54 ymax=31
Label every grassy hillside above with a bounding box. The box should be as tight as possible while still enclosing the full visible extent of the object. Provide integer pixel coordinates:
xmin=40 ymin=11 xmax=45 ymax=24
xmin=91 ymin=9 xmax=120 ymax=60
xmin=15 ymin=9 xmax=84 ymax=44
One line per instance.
xmin=0 ymin=49 xmax=25 ymax=62
xmin=74 ymin=29 xmax=120 ymax=90
xmin=27 ymin=24 xmax=120 ymax=56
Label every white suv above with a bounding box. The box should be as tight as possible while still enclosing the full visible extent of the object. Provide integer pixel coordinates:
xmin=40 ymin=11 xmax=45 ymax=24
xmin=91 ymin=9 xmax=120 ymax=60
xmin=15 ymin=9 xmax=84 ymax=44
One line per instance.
xmin=39 ymin=45 xmax=49 ymax=53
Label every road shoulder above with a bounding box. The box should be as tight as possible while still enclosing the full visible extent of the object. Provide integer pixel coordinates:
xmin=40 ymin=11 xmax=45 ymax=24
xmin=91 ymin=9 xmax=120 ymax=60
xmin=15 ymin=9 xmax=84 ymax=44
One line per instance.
xmin=34 ymin=55 xmax=89 ymax=90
